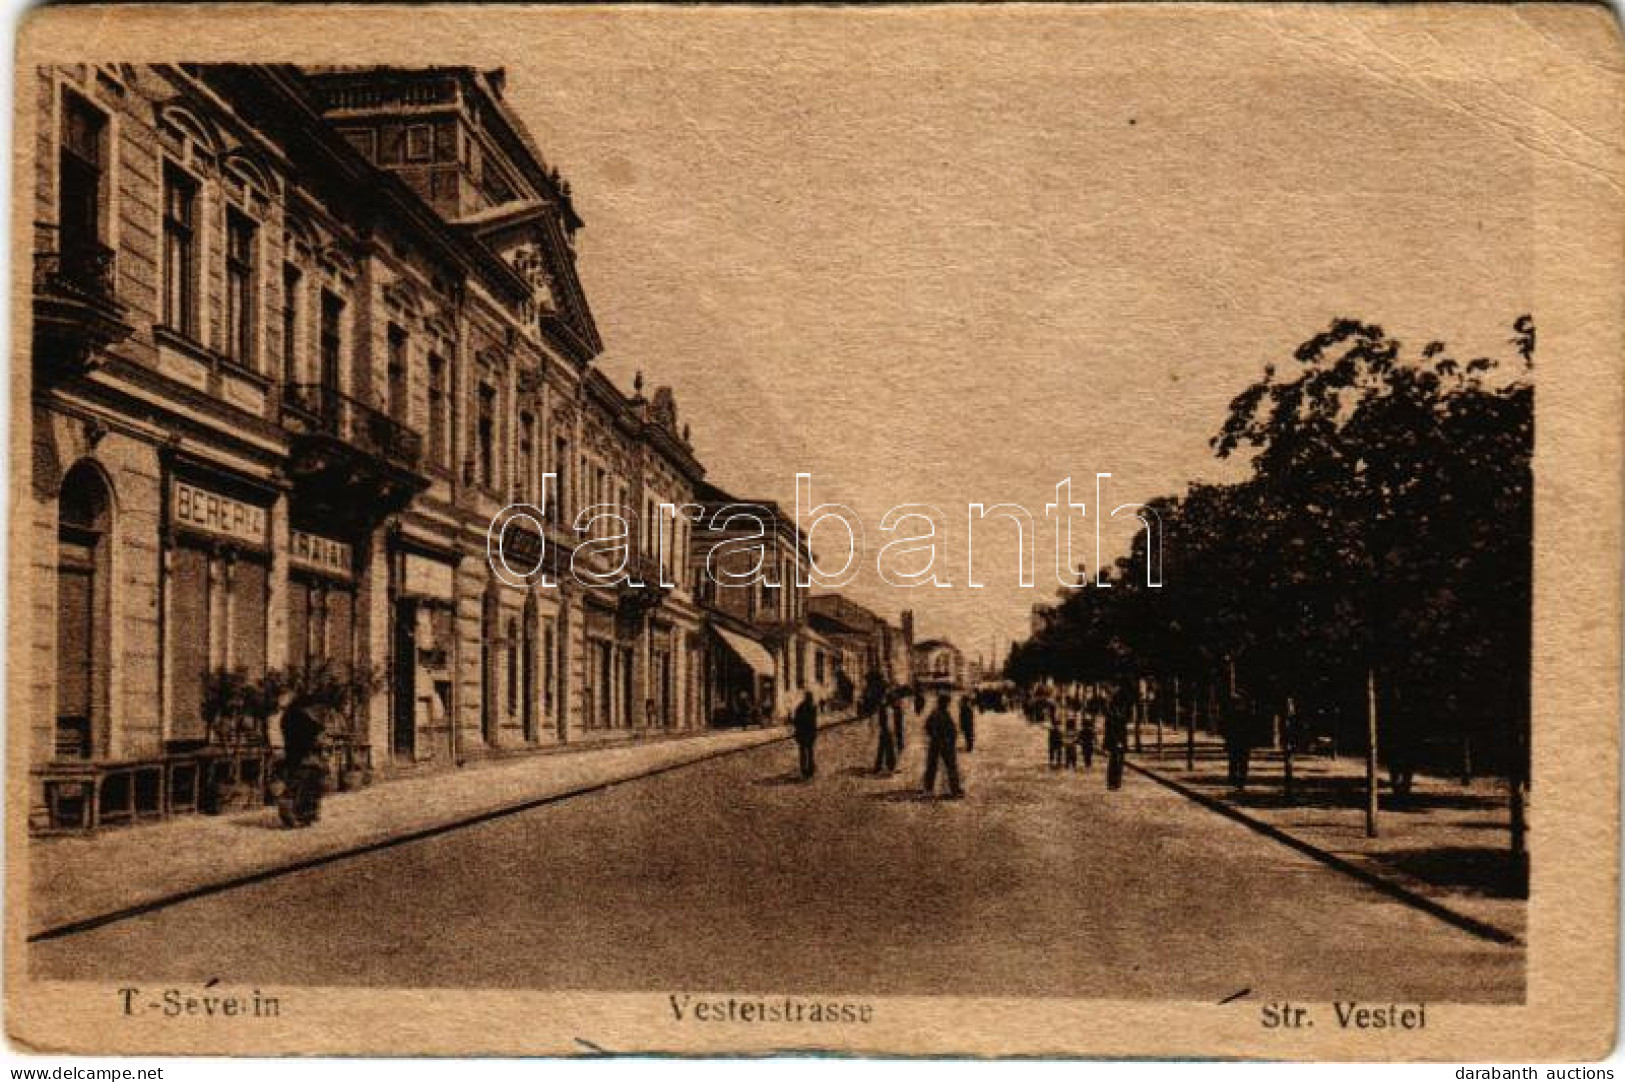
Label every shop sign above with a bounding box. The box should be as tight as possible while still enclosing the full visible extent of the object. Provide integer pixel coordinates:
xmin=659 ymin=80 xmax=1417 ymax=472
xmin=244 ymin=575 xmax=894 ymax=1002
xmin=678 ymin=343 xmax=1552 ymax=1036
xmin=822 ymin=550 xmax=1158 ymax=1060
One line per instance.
xmin=172 ymin=480 xmax=269 ymax=549
xmin=290 ymin=530 xmax=354 ymax=580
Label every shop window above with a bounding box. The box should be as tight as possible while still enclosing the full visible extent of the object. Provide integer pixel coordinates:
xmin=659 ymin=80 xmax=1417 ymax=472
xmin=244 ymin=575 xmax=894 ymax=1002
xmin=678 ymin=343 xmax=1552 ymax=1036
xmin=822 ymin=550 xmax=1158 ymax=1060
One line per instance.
xmin=169 ymin=542 xmax=269 ymax=744
xmin=288 ymin=576 xmax=355 ymax=673
xmin=169 ymin=545 xmax=209 ymax=742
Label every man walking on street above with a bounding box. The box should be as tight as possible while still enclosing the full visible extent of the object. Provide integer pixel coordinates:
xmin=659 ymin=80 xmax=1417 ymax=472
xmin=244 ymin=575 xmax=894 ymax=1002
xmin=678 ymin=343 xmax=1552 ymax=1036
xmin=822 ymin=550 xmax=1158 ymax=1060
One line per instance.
xmin=923 ymin=693 xmax=964 ymax=798
xmin=874 ymin=695 xmax=899 ymax=774
xmin=793 ymin=691 xmax=820 ymax=780
xmin=1105 ymin=682 xmax=1131 ymax=790
xmin=892 ymin=693 xmax=906 ymax=752
xmin=958 ymin=695 xmax=976 ymax=752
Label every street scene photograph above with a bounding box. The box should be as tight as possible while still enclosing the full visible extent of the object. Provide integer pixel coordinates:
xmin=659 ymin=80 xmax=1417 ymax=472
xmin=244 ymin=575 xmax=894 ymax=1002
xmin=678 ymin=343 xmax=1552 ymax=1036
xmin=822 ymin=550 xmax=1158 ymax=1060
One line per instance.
xmin=7 ymin=2 xmax=1623 ymax=1065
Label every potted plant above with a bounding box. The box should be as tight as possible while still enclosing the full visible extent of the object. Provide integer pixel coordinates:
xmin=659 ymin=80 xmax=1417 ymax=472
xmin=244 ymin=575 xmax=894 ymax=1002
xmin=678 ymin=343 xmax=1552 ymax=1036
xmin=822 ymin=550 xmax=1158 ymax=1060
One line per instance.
xmin=201 ymin=667 xmax=282 ymax=812
xmin=285 ymin=661 xmax=384 ymax=792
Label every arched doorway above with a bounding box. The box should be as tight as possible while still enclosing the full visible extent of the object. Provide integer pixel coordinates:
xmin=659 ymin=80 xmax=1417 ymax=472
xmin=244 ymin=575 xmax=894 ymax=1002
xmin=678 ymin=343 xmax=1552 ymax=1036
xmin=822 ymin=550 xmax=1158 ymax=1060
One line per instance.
xmin=56 ymin=462 xmax=111 ymax=760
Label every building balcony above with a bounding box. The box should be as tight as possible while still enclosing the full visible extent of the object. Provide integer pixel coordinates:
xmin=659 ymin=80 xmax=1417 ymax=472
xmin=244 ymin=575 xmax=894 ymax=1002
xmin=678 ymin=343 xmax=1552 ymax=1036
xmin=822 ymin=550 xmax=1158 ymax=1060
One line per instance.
xmin=281 ymin=382 xmax=429 ymax=524
xmin=613 ymin=551 xmax=672 ymax=619
xmin=32 ymin=227 xmax=131 ymax=385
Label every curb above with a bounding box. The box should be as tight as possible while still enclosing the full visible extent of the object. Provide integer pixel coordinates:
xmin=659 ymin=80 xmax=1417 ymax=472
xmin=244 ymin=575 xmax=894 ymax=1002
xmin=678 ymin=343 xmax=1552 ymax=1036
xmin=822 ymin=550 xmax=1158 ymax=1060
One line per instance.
xmin=1125 ymin=757 xmax=1523 ymax=948
xmin=30 ymin=714 xmax=860 ymax=945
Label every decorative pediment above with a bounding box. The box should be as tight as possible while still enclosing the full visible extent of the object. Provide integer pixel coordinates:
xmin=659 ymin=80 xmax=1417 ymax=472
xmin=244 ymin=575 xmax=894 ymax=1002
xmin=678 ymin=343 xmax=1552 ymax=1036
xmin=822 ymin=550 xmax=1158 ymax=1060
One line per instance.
xmin=284 ymin=213 xmax=319 ymax=261
xmin=422 ymin=309 xmax=456 ymax=344
xmin=158 ymin=102 xmax=220 ymax=163
xmin=222 ymin=150 xmax=276 ymax=206
xmin=475 ymin=344 xmax=508 ymax=373
xmin=318 ymin=243 xmax=358 ymax=282
xmin=384 ymin=278 xmax=424 ymax=317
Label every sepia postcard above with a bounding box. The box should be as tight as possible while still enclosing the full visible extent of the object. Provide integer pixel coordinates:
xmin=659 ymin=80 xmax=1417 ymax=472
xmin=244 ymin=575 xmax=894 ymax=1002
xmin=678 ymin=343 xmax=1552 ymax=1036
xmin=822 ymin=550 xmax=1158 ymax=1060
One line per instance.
xmin=6 ymin=2 xmax=1623 ymax=1062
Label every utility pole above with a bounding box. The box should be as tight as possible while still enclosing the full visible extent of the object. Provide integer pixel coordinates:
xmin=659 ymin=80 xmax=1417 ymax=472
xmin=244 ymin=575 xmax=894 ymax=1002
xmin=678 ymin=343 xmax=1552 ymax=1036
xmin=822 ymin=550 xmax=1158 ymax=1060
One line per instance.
xmin=1155 ymin=676 xmax=1164 ymax=760
xmin=1180 ymin=675 xmax=1193 ymax=770
xmin=1365 ymin=668 xmax=1380 ymax=838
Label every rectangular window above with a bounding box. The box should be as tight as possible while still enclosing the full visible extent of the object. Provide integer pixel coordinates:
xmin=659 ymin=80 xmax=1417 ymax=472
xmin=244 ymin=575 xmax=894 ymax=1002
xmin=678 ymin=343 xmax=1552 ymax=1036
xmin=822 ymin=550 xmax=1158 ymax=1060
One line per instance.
xmin=387 ymin=324 xmax=408 ymax=422
xmin=224 ymin=209 xmax=257 ymax=366
xmin=543 ymin=621 xmax=555 ymax=716
xmin=281 ymin=264 xmax=301 ymax=385
xmin=553 ymin=437 xmax=569 ymax=524
xmin=339 ymin=128 xmax=376 ymax=160
xmin=162 ymin=165 xmax=197 ymax=335
xmin=506 ymin=621 xmax=519 ymax=716
xmin=427 ymin=353 xmax=447 ymax=468
xmin=170 ymin=544 xmax=209 ymax=742
xmin=288 ymin=577 xmax=311 ymax=669
xmin=518 ymin=412 xmax=535 ymax=503
xmin=319 ymin=290 xmax=343 ymax=390
xmin=406 ymin=124 xmax=433 ymax=162
xmin=230 ymin=559 xmax=268 ymax=679
xmin=477 ymin=384 xmax=496 ymax=489
xmin=58 ymin=90 xmax=105 ymax=259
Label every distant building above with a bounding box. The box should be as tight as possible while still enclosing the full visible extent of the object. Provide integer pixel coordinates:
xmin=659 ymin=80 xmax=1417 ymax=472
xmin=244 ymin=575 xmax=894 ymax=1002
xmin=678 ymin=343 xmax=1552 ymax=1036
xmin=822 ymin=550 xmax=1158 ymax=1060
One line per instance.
xmin=806 ymin=595 xmax=914 ymax=691
xmin=912 ymin=639 xmax=965 ymax=689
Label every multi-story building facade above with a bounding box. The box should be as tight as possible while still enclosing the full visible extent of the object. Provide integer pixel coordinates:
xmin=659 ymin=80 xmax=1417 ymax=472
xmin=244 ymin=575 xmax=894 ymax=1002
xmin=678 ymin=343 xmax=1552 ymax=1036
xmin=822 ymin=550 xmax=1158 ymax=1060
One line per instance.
xmin=25 ymin=63 xmax=710 ymax=830
xmin=806 ymin=595 xmax=916 ymax=691
xmin=689 ymin=483 xmax=814 ymax=726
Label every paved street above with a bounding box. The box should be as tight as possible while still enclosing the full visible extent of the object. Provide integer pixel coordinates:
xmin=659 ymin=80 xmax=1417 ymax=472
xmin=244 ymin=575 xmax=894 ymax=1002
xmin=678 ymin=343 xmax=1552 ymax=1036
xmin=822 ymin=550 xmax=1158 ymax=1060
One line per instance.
xmin=33 ymin=711 xmax=1522 ymax=1001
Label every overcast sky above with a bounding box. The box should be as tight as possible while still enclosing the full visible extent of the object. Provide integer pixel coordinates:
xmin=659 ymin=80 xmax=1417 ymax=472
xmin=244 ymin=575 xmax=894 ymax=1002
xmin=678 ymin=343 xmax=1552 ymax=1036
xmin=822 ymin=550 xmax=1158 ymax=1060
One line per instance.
xmin=499 ymin=7 xmax=1576 ymax=660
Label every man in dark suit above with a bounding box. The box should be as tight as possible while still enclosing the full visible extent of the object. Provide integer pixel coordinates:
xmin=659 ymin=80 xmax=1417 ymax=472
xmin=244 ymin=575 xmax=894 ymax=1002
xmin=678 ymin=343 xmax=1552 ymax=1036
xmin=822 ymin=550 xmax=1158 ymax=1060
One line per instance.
xmin=792 ymin=691 xmax=820 ymax=779
xmin=922 ymin=693 xmax=964 ymax=798
xmin=873 ymin=697 xmax=899 ymax=775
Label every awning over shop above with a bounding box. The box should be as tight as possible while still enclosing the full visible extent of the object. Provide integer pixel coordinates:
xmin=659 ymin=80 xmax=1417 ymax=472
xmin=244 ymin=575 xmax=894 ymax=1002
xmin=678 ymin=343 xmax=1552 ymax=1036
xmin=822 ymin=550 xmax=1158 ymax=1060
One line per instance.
xmin=712 ymin=626 xmax=776 ymax=679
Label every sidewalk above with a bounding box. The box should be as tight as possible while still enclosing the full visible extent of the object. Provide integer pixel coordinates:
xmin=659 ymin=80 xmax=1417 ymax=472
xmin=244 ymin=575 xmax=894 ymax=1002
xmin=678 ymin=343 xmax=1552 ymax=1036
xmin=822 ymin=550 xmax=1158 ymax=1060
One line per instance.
xmin=29 ymin=715 xmax=850 ymax=940
xmin=1127 ymin=732 xmax=1526 ymax=945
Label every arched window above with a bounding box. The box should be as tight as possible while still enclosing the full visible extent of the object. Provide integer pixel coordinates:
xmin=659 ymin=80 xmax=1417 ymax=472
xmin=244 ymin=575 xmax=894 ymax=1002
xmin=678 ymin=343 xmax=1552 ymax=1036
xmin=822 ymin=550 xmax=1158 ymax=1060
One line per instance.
xmin=56 ymin=463 xmax=111 ymax=759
